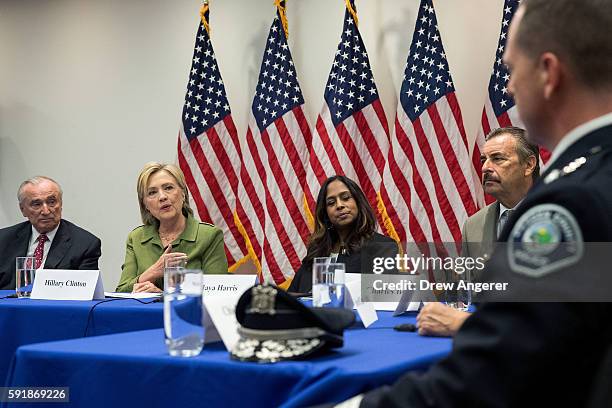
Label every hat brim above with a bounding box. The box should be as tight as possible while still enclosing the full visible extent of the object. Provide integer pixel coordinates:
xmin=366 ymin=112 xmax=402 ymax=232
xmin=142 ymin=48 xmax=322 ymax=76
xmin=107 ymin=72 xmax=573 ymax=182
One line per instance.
xmin=231 ymin=326 xmax=331 ymax=363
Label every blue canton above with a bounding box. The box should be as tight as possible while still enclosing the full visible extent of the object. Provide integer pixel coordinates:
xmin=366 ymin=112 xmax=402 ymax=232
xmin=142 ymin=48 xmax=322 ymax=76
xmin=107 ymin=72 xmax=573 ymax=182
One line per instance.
xmin=488 ymin=0 xmax=521 ymax=117
xmin=181 ymin=20 xmax=231 ymax=141
xmin=252 ymin=15 xmax=304 ymax=132
xmin=400 ymin=0 xmax=454 ymax=122
xmin=323 ymin=4 xmax=379 ymax=127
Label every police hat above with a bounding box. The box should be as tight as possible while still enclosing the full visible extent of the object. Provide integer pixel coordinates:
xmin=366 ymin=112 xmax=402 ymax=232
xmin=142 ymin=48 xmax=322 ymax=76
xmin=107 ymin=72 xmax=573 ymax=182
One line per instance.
xmin=231 ymin=285 xmax=355 ymax=363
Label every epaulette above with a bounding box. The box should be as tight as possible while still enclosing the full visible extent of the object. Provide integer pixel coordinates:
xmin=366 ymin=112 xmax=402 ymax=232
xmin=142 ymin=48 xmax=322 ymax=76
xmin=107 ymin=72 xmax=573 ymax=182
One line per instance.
xmin=200 ymin=221 xmax=215 ymax=227
xmin=131 ymin=224 xmax=145 ymax=232
xmin=543 ymin=145 xmax=605 ymax=184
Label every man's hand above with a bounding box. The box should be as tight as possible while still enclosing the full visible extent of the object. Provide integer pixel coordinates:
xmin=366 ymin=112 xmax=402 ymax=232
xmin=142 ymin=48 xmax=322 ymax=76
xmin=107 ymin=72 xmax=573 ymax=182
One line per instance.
xmin=416 ymin=303 xmax=470 ymax=337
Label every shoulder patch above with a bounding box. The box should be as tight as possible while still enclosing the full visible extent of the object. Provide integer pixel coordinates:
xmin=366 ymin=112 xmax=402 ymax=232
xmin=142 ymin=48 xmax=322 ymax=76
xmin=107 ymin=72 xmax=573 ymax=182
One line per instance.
xmin=508 ymin=204 xmax=583 ymax=278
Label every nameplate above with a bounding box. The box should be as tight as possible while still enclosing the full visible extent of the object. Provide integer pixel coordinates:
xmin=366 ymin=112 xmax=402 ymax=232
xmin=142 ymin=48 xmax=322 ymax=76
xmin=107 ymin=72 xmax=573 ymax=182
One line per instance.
xmin=202 ymin=294 xmax=241 ymax=350
xmin=345 ymin=273 xmax=419 ymax=315
xmin=202 ymin=274 xmax=256 ymax=297
xmin=31 ymin=269 xmax=104 ymax=300
xmin=345 ymin=274 xmax=378 ymax=328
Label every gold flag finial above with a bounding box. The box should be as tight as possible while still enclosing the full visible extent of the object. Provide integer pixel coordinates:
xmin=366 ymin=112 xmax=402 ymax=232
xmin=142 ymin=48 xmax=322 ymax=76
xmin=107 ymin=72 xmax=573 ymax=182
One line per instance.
xmin=345 ymin=0 xmax=358 ymax=27
xmin=274 ymin=0 xmax=289 ymax=39
xmin=200 ymin=0 xmax=211 ymax=35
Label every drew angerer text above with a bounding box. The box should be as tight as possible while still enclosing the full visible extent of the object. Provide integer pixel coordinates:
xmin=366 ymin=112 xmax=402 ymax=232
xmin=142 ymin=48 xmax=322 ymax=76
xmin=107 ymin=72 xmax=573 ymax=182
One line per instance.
xmin=372 ymin=279 xmax=508 ymax=293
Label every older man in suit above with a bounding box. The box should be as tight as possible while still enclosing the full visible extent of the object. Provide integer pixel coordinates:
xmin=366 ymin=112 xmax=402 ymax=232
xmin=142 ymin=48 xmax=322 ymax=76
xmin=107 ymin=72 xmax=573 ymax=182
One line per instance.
xmin=0 ymin=176 xmax=101 ymax=290
xmin=336 ymin=1 xmax=612 ymax=405
xmin=417 ymin=126 xmax=539 ymax=337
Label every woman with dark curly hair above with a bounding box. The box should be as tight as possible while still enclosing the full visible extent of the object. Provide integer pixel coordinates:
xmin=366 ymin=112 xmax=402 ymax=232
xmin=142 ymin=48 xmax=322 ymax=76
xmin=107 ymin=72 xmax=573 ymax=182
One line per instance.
xmin=288 ymin=175 xmax=398 ymax=293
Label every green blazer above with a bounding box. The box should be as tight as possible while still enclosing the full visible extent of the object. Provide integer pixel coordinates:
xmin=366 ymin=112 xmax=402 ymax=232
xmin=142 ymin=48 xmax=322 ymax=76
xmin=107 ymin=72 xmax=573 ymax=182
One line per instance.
xmin=116 ymin=215 xmax=228 ymax=292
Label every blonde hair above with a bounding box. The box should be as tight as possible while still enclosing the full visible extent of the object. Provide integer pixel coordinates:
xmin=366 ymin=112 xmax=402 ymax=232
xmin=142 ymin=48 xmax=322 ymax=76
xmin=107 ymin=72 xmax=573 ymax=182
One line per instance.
xmin=136 ymin=162 xmax=193 ymax=226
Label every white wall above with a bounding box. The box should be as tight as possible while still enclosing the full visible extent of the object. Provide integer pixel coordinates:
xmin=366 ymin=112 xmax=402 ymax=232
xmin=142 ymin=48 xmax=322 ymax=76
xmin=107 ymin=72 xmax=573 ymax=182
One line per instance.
xmin=0 ymin=0 xmax=503 ymax=290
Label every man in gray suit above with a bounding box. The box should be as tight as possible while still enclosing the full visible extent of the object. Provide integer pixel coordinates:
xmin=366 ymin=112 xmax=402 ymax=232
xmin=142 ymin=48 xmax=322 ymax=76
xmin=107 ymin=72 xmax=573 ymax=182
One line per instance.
xmin=417 ymin=126 xmax=540 ymax=336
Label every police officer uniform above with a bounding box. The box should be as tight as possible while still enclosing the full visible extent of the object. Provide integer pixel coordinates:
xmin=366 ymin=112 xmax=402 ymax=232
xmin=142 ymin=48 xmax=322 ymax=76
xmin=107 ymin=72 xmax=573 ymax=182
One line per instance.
xmin=353 ymin=119 xmax=612 ymax=407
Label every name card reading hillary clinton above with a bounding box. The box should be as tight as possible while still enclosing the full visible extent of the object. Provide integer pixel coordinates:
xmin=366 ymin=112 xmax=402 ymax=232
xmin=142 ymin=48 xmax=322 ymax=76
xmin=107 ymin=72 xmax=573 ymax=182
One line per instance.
xmin=31 ymin=269 xmax=105 ymax=300
xmin=201 ymin=275 xmax=257 ymax=297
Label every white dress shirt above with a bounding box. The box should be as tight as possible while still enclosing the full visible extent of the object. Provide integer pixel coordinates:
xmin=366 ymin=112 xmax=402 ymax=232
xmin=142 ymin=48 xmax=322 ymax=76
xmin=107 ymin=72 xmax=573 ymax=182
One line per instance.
xmin=26 ymin=223 xmax=60 ymax=268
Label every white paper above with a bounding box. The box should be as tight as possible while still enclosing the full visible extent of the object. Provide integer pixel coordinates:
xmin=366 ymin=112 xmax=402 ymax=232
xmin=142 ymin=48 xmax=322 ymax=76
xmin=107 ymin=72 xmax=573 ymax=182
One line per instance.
xmin=344 ymin=273 xmax=420 ymax=315
xmin=105 ymin=292 xmax=161 ymax=299
xmin=31 ymin=269 xmax=105 ymax=300
xmin=202 ymin=294 xmax=241 ymax=350
xmin=356 ymin=303 xmax=378 ymax=327
xmin=393 ymin=283 xmax=427 ymax=316
xmin=345 ymin=276 xmax=378 ymax=327
xmin=312 ymin=284 xmax=332 ymax=306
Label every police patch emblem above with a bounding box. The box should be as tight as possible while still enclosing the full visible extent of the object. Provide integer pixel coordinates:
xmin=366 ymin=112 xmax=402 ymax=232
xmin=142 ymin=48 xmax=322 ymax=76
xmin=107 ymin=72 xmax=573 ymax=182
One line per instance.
xmin=508 ymin=204 xmax=583 ymax=277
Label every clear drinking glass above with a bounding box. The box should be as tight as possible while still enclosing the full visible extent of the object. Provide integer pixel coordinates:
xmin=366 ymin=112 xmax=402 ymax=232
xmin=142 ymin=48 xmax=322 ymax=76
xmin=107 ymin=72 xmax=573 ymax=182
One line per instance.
xmin=444 ymin=267 xmax=472 ymax=311
xmin=163 ymin=268 xmax=204 ymax=357
xmin=164 ymin=256 xmax=188 ymax=272
xmin=16 ymin=256 xmax=36 ymax=298
xmin=312 ymin=262 xmax=346 ymax=308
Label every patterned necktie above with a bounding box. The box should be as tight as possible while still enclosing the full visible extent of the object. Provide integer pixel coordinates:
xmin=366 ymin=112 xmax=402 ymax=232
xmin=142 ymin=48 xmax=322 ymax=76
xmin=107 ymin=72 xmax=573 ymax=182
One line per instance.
xmin=34 ymin=234 xmax=48 ymax=269
xmin=498 ymin=210 xmax=514 ymax=239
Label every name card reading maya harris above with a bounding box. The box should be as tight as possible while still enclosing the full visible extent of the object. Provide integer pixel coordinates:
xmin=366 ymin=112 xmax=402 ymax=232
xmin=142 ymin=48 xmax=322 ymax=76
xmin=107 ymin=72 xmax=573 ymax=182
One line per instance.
xmin=201 ymin=275 xmax=257 ymax=297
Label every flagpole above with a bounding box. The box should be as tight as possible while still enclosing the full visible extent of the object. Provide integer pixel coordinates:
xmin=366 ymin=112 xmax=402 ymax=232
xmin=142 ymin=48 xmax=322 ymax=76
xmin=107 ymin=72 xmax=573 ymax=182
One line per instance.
xmin=199 ymin=0 xmax=210 ymax=35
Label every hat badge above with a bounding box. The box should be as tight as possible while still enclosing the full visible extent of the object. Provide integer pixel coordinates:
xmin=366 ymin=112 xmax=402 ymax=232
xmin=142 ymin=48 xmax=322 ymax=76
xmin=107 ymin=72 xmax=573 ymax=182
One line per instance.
xmin=247 ymin=285 xmax=277 ymax=315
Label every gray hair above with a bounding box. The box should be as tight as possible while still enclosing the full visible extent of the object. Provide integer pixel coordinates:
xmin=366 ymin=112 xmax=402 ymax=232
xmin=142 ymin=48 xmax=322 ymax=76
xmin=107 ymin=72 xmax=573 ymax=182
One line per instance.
xmin=486 ymin=126 xmax=540 ymax=181
xmin=17 ymin=176 xmax=63 ymax=204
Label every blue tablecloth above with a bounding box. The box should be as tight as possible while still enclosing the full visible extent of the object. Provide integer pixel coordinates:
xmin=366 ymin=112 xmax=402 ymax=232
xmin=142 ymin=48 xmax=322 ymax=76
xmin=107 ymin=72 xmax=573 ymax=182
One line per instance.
xmin=5 ymin=311 xmax=452 ymax=407
xmin=0 ymin=290 xmax=163 ymax=386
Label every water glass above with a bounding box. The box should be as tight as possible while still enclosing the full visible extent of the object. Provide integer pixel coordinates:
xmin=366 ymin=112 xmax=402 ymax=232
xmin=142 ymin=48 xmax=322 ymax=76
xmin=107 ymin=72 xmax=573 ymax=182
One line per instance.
xmin=164 ymin=268 xmax=204 ymax=357
xmin=312 ymin=262 xmax=346 ymax=308
xmin=164 ymin=255 xmax=188 ymax=272
xmin=444 ymin=268 xmax=472 ymax=311
xmin=16 ymin=256 xmax=36 ymax=298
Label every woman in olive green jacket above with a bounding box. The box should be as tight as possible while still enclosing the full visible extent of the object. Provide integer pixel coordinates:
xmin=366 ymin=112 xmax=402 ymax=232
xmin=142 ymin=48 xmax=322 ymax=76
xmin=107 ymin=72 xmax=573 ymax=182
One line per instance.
xmin=116 ymin=162 xmax=227 ymax=293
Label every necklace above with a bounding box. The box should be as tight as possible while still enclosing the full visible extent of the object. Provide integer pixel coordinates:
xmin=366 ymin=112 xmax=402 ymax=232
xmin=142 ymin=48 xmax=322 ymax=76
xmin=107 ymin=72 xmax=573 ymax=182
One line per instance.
xmin=159 ymin=231 xmax=179 ymax=246
xmin=159 ymin=216 xmax=187 ymax=247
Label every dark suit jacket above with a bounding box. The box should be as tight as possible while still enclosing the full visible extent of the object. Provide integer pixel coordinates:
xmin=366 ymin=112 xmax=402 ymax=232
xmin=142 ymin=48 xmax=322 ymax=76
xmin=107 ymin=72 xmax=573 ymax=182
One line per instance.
xmin=0 ymin=219 xmax=101 ymax=290
xmin=288 ymin=232 xmax=399 ymax=294
xmin=359 ymin=124 xmax=612 ymax=408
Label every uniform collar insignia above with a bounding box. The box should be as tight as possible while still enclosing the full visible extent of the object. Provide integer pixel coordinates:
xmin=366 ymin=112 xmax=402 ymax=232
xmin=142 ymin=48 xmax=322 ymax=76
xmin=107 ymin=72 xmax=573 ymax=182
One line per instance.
xmin=544 ymin=156 xmax=587 ymax=184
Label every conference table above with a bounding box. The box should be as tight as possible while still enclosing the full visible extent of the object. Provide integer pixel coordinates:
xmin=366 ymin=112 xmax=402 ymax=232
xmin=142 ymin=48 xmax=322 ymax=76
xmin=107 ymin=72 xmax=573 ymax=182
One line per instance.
xmin=3 ymin=308 xmax=452 ymax=407
xmin=0 ymin=290 xmax=164 ymax=386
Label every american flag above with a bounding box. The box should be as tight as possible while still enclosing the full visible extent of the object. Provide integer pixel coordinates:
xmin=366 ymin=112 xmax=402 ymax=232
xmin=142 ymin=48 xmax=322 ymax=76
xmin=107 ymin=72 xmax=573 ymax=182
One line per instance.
xmin=236 ymin=3 xmax=312 ymax=287
xmin=475 ymin=0 xmax=550 ymax=205
xmin=381 ymin=0 xmax=479 ymax=247
xmin=306 ymin=0 xmax=390 ymax=226
xmin=177 ymin=5 xmax=248 ymax=269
